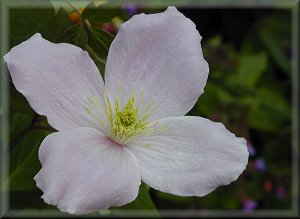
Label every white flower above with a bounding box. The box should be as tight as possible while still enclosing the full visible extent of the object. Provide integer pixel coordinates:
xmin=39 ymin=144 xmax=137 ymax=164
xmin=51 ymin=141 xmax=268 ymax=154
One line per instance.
xmin=4 ymin=6 xmax=248 ymax=215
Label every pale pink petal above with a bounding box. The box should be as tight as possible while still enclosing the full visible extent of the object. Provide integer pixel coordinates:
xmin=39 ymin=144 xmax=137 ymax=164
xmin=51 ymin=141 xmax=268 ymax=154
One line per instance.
xmin=4 ymin=34 xmax=108 ymax=133
xmin=128 ymin=116 xmax=248 ymax=196
xmin=34 ymin=127 xmax=141 ymax=215
xmin=105 ymin=7 xmax=209 ymax=121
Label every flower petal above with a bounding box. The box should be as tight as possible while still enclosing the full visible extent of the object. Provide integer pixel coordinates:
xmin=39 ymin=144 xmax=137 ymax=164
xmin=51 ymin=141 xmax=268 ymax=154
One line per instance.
xmin=128 ymin=116 xmax=248 ymax=196
xmin=34 ymin=127 xmax=141 ymax=215
xmin=4 ymin=34 xmax=107 ymax=132
xmin=105 ymin=7 xmax=209 ymax=120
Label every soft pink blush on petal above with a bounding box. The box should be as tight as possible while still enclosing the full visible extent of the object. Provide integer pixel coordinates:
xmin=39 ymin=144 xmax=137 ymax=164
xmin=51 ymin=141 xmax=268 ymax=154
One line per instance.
xmin=4 ymin=33 xmax=108 ymax=133
xmin=128 ymin=116 xmax=249 ymax=197
xmin=34 ymin=127 xmax=141 ymax=215
xmin=105 ymin=6 xmax=209 ymax=121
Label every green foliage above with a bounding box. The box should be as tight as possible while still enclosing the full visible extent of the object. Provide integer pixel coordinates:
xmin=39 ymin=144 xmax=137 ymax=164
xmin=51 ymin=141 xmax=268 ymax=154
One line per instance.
xmin=121 ymin=184 xmax=158 ymax=210
xmin=258 ymin=14 xmax=291 ymax=75
xmin=236 ymin=52 xmax=267 ymax=88
xmin=86 ymin=26 xmax=114 ymax=58
xmin=247 ymin=88 xmax=291 ymax=132
xmin=58 ymin=2 xmax=116 ymax=75
xmin=82 ymin=2 xmax=120 ymax=23
xmin=9 ymin=2 xmax=72 ymax=47
xmin=112 ymin=184 xmax=160 ymax=216
xmin=10 ymin=85 xmax=33 ymax=114
xmin=62 ymin=23 xmax=88 ymax=48
xmin=53 ymin=8 xmax=74 ymax=42
xmin=8 ymin=130 xmax=46 ymax=191
xmin=9 ymin=113 xmax=34 ymax=156
xmin=9 ymin=8 xmax=54 ymax=46
xmin=191 ymin=9 xmax=291 ymax=212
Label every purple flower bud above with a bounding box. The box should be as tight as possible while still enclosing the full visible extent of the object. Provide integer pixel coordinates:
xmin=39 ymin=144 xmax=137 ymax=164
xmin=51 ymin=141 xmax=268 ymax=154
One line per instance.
xmin=125 ymin=3 xmax=138 ymax=16
xmin=243 ymin=198 xmax=257 ymax=211
xmin=247 ymin=142 xmax=256 ymax=156
xmin=253 ymin=159 xmax=266 ymax=172
xmin=276 ymin=186 xmax=287 ymax=200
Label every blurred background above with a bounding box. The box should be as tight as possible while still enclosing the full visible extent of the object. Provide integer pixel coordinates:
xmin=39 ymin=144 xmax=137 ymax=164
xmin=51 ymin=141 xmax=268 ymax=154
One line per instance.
xmin=1 ymin=0 xmax=296 ymax=217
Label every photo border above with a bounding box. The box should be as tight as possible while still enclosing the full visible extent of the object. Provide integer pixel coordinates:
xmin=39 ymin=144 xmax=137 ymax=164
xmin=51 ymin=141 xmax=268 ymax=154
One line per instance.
xmin=0 ymin=0 xmax=299 ymax=217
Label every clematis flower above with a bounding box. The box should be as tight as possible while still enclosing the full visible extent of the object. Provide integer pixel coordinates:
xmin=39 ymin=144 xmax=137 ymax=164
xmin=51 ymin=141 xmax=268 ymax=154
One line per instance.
xmin=4 ymin=7 xmax=248 ymax=215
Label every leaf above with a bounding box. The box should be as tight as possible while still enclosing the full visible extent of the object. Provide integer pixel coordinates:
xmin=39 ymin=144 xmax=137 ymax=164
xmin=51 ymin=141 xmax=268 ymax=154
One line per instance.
xmin=61 ymin=23 xmax=88 ymax=48
xmin=9 ymin=8 xmax=54 ymax=47
xmin=95 ymin=27 xmax=114 ymax=47
xmin=9 ymin=112 xmax=36 ymax=173
xmin=111 ymin=183 xmax=160 ymax=217
xmin=193 ymin=83 xmax=221 ymax=116
xmin=258 ymin=14 xmax=291 ymax=75
xmin=259 ymin=30 xmax=290 ymax=75
xmin=10 ymin=85 xmax=33 ymax=114
xmin=9 ymin=1 xmax=73 ymax=47
xmin=123 ymin=184 xmax=157 ymax=209
xmin=9 ymin=112 xmax=34 ymax=144
xmin=195 ymin=186 xmax=241 ymax=209
xmin=82 ymin=2 xmax=120 ymax=23
xmin=85 ymin=26 xmax=114 ymax=75
xmin=52 ymin=7 xmax=74 ymax=42
xmin=247 ymin=88 xmax=291 ymax=132
xmin=7 ymin=129 xmax=48 ymax=191
xmin=50 ymin=0 xmax=88 ymax=14
xmin=209 ymin=35 xmax=222 ymax=47
xmin=193 ymin=82 xmax=235 ymax=117
xmin=9 ymin=190 xmax=50 ymax=210
xmin=87 ymin=26 xmax=114 ymax=58
xmin=156 ymin=191 xmax=192 ymax=205
xmin=236 ymin=52 xmax=267 ymax=88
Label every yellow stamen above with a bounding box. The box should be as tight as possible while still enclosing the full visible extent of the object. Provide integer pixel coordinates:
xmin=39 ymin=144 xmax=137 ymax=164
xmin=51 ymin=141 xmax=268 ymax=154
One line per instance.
xmin=86 ymin=83 xmax=167 ymax=145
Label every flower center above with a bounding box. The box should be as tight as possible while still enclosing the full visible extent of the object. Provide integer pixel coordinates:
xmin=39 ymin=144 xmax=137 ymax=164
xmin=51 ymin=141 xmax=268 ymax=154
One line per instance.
xmin=118 ymin=110 xmax=136 ymax=127
xmin=84 ymin=85 xmax=168 ymax=146
xmin=108 ymin=95 xmax=152 ymax=145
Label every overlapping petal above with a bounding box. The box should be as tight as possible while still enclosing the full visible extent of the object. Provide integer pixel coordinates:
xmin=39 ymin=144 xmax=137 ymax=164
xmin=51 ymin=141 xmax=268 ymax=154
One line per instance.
xmin=34 ymin=127 xmax=141 ymax=215
xmin=105 ymin=6 xmax=209 ymax=121
xmin=4 ymin=34 xmax=107 ymax=133
xmin=128 ymin=116 xmax=248 ymax=196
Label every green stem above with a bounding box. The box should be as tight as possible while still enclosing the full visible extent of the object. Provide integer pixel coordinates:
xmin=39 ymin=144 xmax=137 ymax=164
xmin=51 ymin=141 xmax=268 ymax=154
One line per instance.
xmin=86 ymin=44 xmax=106 ymax=64
xmin=35 ymin=125 xmax=56 ymax=132
xmin=9 ymin=115 xmax=38 ymax=152
xmin=9 ymin=115 xmax=56 ymax=152
xmin=65 ymin=0 xmax=83 ymax=19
